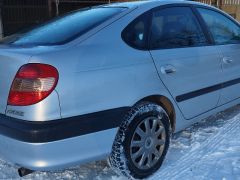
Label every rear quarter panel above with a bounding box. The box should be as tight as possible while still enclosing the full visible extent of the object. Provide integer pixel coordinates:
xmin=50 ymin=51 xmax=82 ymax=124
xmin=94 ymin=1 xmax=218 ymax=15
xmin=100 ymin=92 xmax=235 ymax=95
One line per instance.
xmin=0 ymin=48 xmax=30 ymax=114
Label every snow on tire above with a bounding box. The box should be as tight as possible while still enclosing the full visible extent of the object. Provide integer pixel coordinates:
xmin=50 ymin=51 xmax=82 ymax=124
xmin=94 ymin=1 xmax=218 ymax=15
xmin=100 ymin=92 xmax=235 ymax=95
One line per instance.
xmin=109 ymin=102 xmax=171 ymax=179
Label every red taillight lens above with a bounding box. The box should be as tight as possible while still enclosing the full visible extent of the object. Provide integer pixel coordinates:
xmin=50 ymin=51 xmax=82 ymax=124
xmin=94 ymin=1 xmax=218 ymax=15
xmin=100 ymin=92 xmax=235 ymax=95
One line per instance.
xmin=8 ymin=63 xmax=59 ymax=106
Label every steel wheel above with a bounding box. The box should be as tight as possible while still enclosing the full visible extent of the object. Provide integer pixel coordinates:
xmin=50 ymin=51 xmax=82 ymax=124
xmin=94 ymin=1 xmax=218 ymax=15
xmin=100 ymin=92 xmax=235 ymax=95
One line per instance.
xmin=130 ymin=116 xmax=166 ymax=170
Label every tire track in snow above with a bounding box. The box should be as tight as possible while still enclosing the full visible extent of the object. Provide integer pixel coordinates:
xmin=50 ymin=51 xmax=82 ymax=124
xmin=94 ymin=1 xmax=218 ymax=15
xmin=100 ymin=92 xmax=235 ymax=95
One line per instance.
xmin=150 ymin=114 xmax=240 ymax=180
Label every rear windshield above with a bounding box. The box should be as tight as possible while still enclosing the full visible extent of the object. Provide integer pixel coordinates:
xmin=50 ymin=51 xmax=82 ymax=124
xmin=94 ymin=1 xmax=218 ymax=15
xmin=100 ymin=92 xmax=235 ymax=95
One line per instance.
xmin=0 ymin=7 xmax=125 ymax=46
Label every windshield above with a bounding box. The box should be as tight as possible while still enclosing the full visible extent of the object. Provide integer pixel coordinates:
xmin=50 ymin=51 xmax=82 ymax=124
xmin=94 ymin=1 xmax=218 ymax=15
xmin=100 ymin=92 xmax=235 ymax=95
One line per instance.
xmin=0 ymin=7 xmax=126 ymax=46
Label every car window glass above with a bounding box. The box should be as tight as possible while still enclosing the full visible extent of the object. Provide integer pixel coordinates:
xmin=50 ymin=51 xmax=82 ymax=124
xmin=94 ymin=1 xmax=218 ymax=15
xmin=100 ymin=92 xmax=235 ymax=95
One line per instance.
xmin=0 ymin=7 xmax=125 ymax=46
xmin=197 ymin=8 xmax=240 ymax=45
xmin=122 ymin=12 xmax=149 ymax=50
xmin=150 ymin=7 xmax=207 ymax=49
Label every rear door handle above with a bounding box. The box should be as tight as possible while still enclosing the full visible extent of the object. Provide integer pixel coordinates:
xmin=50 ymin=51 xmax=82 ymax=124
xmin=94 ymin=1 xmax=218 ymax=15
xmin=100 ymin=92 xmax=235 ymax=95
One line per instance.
xmin=222 ymin=57 xmax=233 ymax=64
xmin=160 ymin=65 xmax=176 ymax=74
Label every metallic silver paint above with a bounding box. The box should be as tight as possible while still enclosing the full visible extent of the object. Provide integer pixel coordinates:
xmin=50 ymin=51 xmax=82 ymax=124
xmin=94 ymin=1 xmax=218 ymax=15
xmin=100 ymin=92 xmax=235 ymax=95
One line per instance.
xmin=0 ymin=128 xmax=117 ymax=171
xmin=6 ymin=90 xmax=61 ymax=121
xmin=0 ymin=0 xmax=239 ymax=172
xmin=151 ymin=46 xmax=223 ymax=119
xmin=217 ymin=44 xmax=240 ymax=105
xmin=0 ymin=47 xmax=30 ymax=114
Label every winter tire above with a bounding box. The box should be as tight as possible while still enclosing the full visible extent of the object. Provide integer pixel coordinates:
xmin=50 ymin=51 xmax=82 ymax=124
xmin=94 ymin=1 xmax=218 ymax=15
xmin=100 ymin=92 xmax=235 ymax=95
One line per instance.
xmin=109 ymin=102 xmax=171 ymax=179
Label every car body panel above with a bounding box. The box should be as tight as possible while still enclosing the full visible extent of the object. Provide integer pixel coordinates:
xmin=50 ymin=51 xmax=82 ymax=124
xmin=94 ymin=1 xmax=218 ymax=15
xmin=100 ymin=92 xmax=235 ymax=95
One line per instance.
xmin=175 ymin=90 xmax=240 ymax=132
xmin=0 ymin=0 xmax=239 ymax=173
xmin=0 ymin=128 xmax=117 ymax=171
xmin=29 ymin=47 xmax=175 ymax=120
xmin=217 ymin=44 xmax=240 ymax=105
xmin=0 ymin=46 xmax=32 ymax=114
xmin=151 ymin=46 xmax=222 ymax=119
xmin=6 ymin=90 xmax=61 ymax=121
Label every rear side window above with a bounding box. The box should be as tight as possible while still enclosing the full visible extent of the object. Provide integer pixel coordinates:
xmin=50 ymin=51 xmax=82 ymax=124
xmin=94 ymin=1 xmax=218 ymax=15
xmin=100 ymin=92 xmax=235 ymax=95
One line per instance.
xmin=122 ymin=12 xmax=150 ymax=50
xmin=1 ymin=7 xmax=125 ymax=46
xmin=197 ymin=8 xmax=240 ymax=45
xmin=150 ymin=7 xmax=208 ymax=49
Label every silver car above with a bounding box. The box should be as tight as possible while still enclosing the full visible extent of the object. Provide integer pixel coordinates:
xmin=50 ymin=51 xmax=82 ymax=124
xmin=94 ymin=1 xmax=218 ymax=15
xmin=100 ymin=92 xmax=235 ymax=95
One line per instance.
xmin=0 ymin=0 xmax=239 ymax=179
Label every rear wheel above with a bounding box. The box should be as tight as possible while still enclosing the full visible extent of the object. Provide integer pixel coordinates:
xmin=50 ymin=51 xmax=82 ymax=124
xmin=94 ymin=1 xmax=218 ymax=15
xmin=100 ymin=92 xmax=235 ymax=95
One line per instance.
xmin=109 ymin=102 xmax=171 ymax=179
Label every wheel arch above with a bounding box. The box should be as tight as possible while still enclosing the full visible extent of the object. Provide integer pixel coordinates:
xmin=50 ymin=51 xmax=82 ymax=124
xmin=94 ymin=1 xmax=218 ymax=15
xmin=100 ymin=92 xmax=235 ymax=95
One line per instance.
xmin=136 ymin=95 xmax=176 ymax=132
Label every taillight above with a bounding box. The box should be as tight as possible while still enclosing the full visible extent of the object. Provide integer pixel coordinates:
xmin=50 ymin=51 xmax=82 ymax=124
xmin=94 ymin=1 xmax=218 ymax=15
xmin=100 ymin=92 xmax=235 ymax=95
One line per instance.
xmin=8 ymin=63 xmax=59 ymax=106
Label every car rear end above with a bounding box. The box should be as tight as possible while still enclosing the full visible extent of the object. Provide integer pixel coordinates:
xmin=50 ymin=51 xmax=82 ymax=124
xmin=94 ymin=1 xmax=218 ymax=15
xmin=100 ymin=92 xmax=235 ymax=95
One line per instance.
xmin=0 ymin=46 xmax=60 ymax=170
xmin=0 ymin=4 xmax=137 ymax=175
xmin=0 ymin=45 xmax=121 ymax=175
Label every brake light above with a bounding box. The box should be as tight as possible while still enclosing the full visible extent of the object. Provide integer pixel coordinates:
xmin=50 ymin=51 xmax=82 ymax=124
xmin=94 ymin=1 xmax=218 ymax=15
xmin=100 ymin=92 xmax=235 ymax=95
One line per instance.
xmin=8 ymin=63 xmax=59 ymax=106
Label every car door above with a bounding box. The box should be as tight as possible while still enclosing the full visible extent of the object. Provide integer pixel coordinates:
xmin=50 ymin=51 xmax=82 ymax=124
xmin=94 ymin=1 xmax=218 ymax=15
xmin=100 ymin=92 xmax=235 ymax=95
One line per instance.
xmin=196 ymin=7 xmax=240 ymax=105
xmin=149 ymin=6 xmax=222 ymax=119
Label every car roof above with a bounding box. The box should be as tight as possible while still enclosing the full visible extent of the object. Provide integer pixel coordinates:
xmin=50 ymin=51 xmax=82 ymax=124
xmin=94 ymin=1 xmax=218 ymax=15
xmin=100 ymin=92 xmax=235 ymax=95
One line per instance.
xmin=103 ymin=0 xmax=210 ymax=9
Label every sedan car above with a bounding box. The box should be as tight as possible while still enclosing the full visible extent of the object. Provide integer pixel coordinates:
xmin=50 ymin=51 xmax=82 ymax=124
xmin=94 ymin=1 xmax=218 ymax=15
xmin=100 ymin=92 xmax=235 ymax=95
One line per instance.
xmin=0 ymin=0 xmax=239 ymax=179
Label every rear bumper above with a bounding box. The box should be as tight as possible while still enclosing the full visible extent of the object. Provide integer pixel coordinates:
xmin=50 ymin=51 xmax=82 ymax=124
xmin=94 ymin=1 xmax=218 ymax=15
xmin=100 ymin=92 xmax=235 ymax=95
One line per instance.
xmin=0 ymin=128 xmax=117 ymax=171
xmin=0 ymin=107 xmax=129 ymax=170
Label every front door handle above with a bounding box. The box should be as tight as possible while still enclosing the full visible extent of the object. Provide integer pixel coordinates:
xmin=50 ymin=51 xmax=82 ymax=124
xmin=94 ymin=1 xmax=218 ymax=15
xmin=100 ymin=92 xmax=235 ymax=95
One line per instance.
xmin=222 ymin=57 xmax=233 ymax=64
xmin=160 ymin=65 xmax=176 ymax=74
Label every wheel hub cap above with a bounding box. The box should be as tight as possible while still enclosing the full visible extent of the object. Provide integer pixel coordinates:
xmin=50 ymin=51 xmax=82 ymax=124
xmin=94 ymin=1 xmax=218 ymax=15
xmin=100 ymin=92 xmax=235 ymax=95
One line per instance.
xmin=130 ymin=116 xmax=166 ymax=170
xmin=145 ymin=137 xmax=153 ymax=149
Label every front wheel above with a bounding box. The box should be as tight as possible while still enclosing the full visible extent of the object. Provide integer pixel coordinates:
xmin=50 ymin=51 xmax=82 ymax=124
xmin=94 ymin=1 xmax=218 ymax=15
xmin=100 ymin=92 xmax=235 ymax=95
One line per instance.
xmin=109 ymin=102 xmax=171 ymax=179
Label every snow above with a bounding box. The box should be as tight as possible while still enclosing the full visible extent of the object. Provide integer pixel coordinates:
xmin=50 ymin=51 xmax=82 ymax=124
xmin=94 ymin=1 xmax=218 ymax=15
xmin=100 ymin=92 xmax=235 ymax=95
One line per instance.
xmin=0 ymin=106 xmax=240 ymax=179
xmin=150 ymin=105 xmax=240 ymax=180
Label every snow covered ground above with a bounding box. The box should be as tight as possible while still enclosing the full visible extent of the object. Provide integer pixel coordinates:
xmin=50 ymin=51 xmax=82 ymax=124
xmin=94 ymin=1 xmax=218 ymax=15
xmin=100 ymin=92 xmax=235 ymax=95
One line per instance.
xmin=0 ymin=105 xmax=240 ymax=180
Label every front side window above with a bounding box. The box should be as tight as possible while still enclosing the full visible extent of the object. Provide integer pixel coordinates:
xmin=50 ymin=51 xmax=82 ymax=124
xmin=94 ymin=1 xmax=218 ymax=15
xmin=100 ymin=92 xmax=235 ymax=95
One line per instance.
xmin=150 ymin=7 xmax=208 ymax=49
xmin=0 ymin=7 xmax=125 ymax=46
xmin=197 ymin=8 xmax=240 ymax=45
